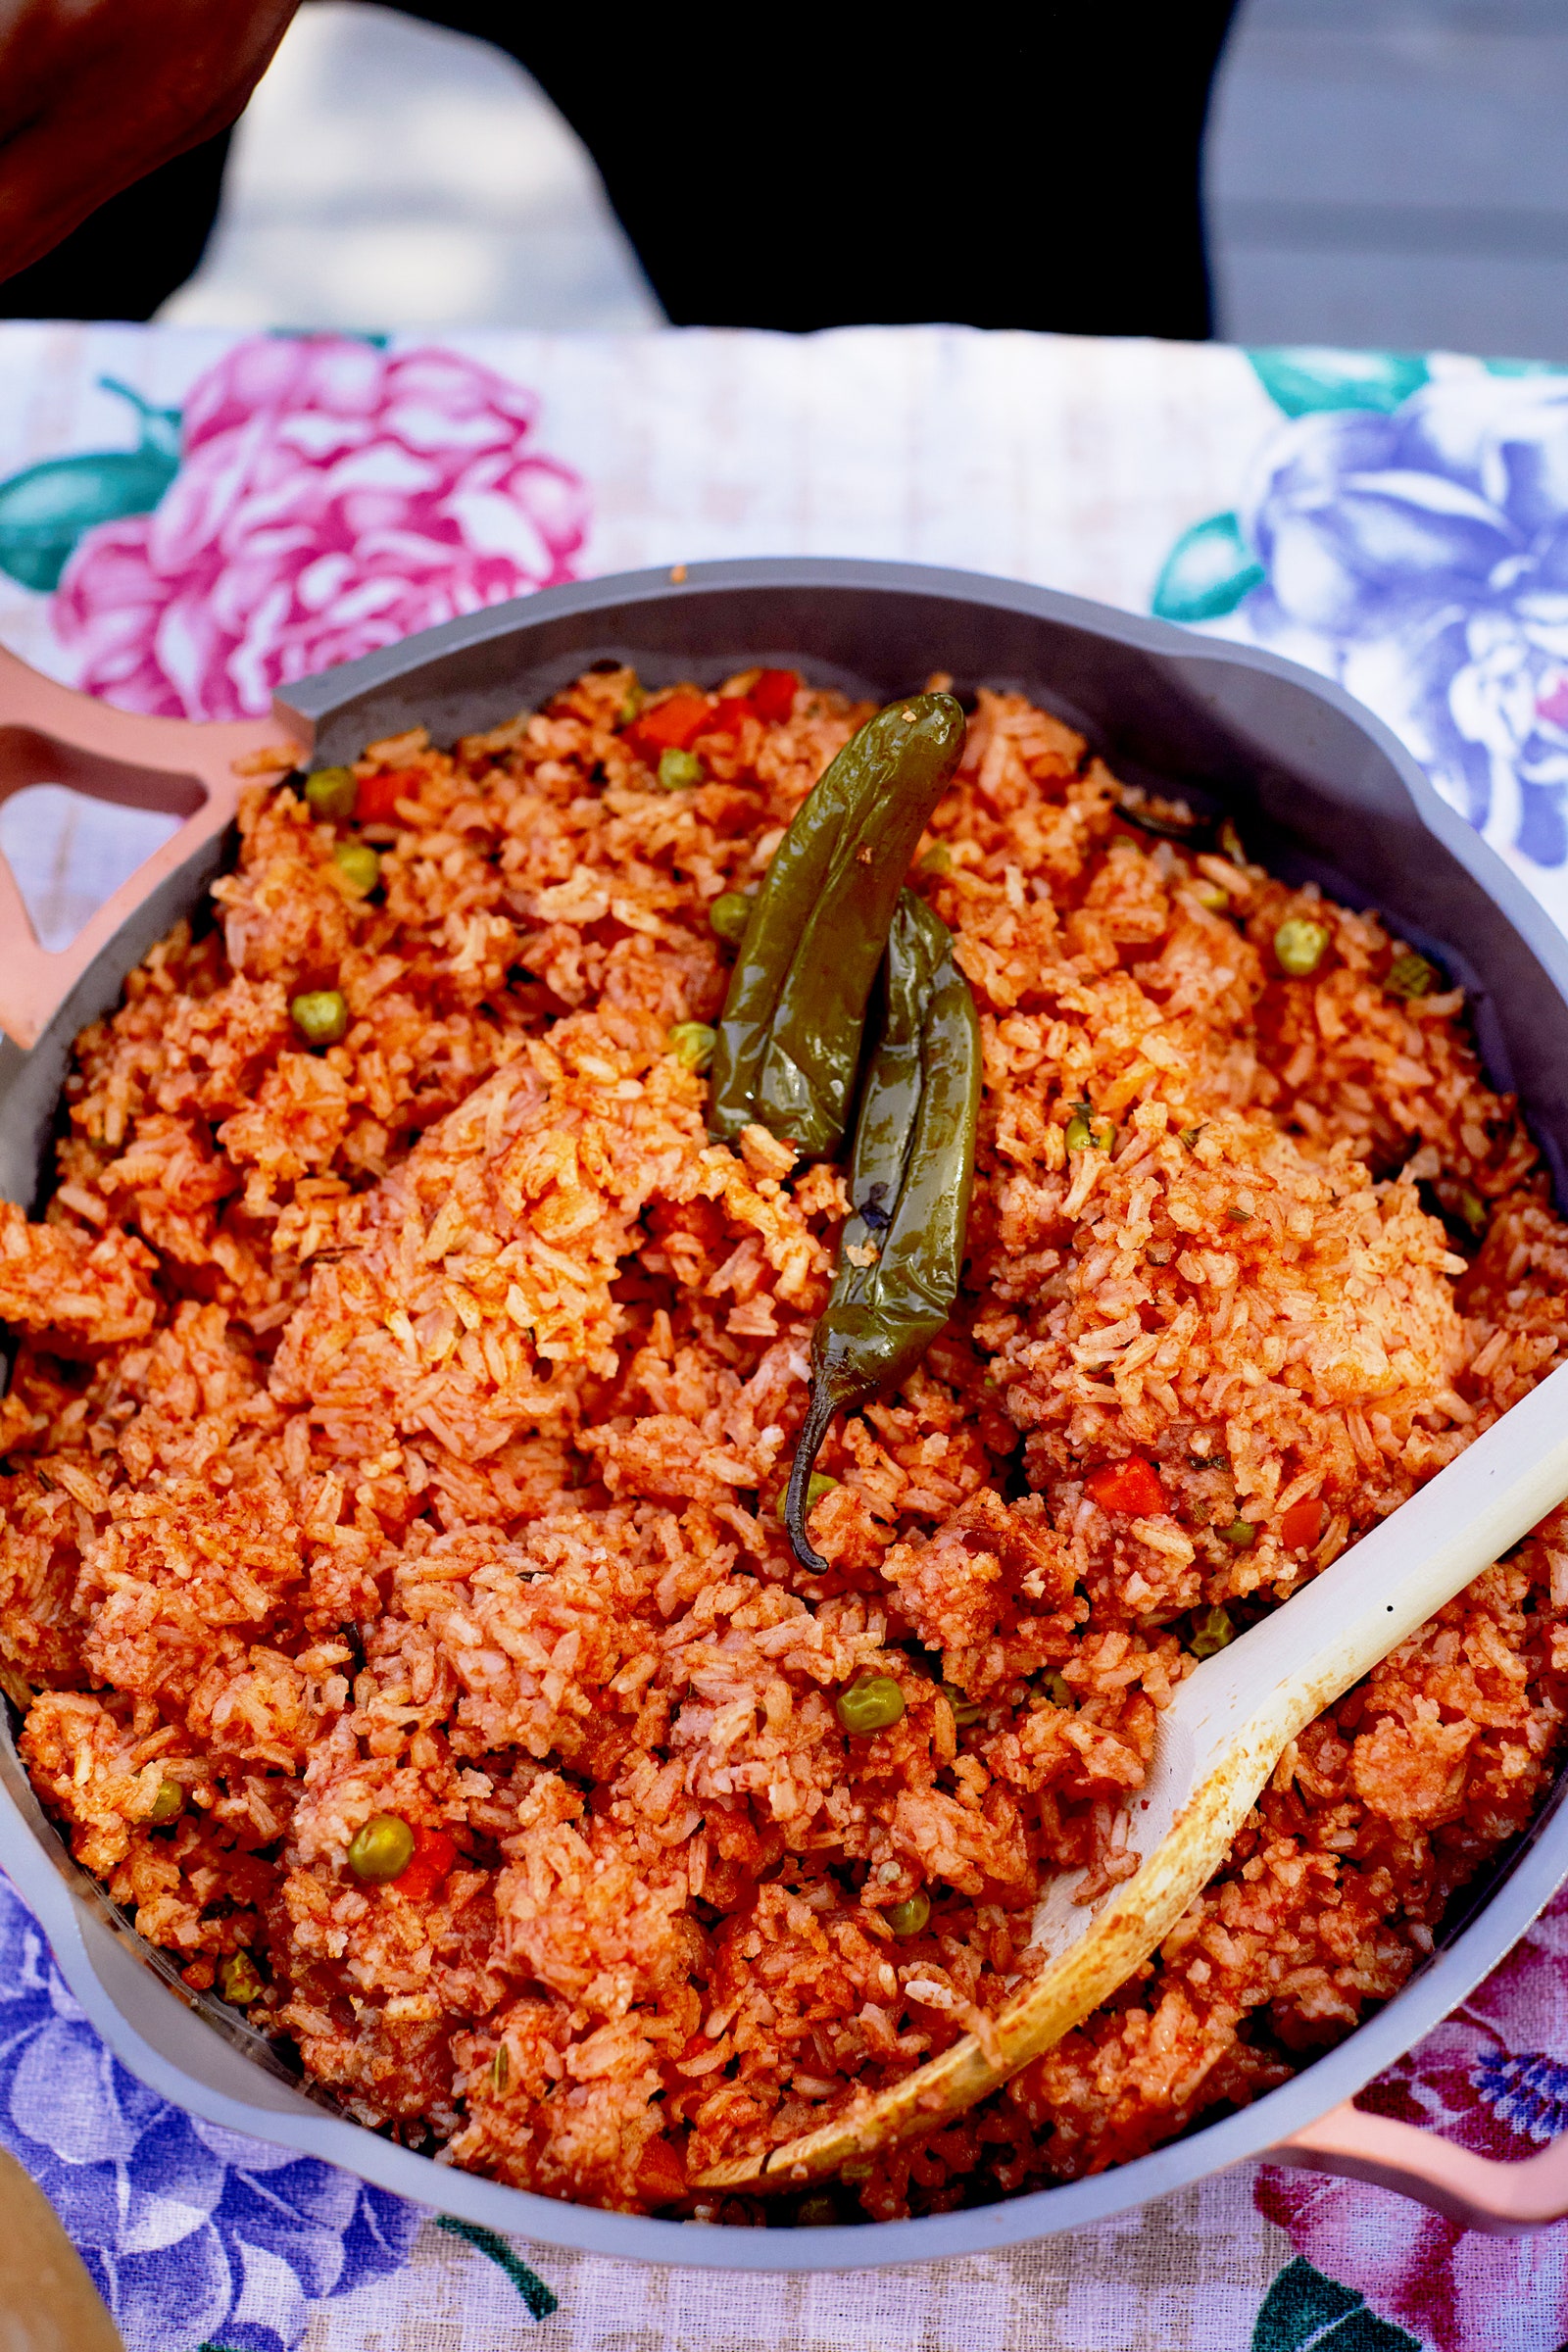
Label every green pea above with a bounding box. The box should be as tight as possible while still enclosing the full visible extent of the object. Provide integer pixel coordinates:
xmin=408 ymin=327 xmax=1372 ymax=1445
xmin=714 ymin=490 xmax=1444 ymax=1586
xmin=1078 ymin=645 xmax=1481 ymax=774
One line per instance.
xmin=835 ymin=1675 xmax=906 ymax=1734
xmin=1457 ymin=1186 xmax=1488 ymax=1238
xmin=666 ymin=1020 xmax=717 ymax=1073
xmin=147 ymin=1777 xmax=183 ymax=1824
xmin=778 ymin=1471 xmax=837 ymax=1526
xmin=885 ymin=1891 xmax=931 ymax=1936
xmin=796 ymin=2193 xmax=840 ymax=2228
xmin=942 ymin=1681 xmax=984 ymax=1727
xmin=333 ymin=841 xmax=380 ymax=898
xmin=1219 ymin=1518 xmax=1256 ymax=1548
xmin=1386 ymin=951 xmax=1438 ymax=1001
xmin=617 ymin=682 xmax=644 ymax=726
xmin=219 ymin=1950 xmax=264 ymax=2004
xmin=919 ymin=845 xmax=953 ymax=874
xmin=1065 ymin=1110 xmax=1092 ymax=1152
xmin=710 ymin=891 xmax=754 ymax=944
xmin=305 ymin=766 xmax=358 ymax=821
xmin=1089 ymin=1116 xmax=1114 ymax=1152
xmin=290 ymin=989 xmax=349 ymax=1046
xmin=1274 ymin=917 xmax=1330 ymax=977
xmin=1044 ymin=1670 xmax=1074 ymax=1709
xmin=1194 ymin=879 xmax=1229 ymax=910
xmin=1190 ymin=1603 xmax=1235 ymax=1659
xmin=658 ymin=747 xmax=704 ymax=790
xmin=347 ymin=1812 xmax=416 ymax=1882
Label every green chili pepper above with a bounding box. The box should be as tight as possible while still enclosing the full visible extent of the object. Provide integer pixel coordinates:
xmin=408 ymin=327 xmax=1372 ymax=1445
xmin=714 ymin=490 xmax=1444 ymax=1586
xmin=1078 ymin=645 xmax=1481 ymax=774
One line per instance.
xmin=709 ymin=692 xmax=965 ymax=1155
xmin=784 ymin=892 xmax=980 ymax=1572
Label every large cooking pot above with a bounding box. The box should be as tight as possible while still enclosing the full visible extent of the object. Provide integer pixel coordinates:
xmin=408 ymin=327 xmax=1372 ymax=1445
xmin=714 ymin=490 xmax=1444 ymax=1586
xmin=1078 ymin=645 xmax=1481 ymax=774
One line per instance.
xmin=3 ymin=556 xmax=1567 ymax=2265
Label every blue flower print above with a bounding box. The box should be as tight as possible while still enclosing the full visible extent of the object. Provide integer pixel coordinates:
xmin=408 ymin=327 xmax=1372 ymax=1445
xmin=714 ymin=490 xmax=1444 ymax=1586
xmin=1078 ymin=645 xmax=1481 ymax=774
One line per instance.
xmin=1238 ymin=371 xmax=1568 ymax=869
xmin=0 ymin=1872 xmax=419 ymax=2352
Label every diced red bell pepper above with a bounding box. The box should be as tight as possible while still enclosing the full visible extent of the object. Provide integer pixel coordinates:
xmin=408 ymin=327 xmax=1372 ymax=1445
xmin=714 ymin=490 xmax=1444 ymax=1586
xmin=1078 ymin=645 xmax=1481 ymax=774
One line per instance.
xmin=750 ymin=668 xmax=799 ymax=725
xmin=355 ymin=768 xmax=420 ymax=824
xmin=1279 ymin=1497 xmax=1326 ymax=1552
xmin=634 ymin=2133 xmax=687 ymax=2205
xmin=703 ymin=696 xmax=757 ymax=739
xmin=1084 ymin=1457 xmax=1165 ymax=1516
xmin=394 ymin=1825 xmax=458 ymax=1903
xmin=626 ymin=688 xmax=710 ymax=761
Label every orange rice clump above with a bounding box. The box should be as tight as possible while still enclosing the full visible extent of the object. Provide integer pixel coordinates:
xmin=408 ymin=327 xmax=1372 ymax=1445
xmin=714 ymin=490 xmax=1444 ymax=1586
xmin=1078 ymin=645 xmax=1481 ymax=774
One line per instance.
xmin=4 ymin=662 xmax=1568 ymax=2223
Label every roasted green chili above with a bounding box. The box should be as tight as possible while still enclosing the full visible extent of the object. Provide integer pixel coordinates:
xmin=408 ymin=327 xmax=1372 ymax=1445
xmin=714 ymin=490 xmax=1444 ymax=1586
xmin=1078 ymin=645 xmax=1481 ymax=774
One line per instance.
xmin=709 ymin=692 xmax=965 ymax=1156
xmin=784 ymin=891 xmax=981 ymax=1572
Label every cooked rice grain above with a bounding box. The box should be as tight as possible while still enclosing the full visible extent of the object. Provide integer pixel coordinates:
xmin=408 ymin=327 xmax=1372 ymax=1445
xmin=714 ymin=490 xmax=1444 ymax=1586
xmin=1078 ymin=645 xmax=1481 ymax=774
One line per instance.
xmin=3 ymin=662 xmax=1566 ymax=2220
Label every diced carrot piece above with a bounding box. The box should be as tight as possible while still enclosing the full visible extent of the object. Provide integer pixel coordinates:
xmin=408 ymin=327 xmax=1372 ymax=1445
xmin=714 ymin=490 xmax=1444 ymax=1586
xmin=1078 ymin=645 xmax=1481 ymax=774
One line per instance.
xmin=703 ymin=696 xmax=757 ymax=738
xmin=750 ymin=668 xmax=799 ymax=724
xmin=634 ymin=2133 xmax=687 ymax=2205
xmin=1084 ymin=1457 xmax=1165 ymax=1516
xmin=355 ymin=768 xmax=420 ymax=823
xmin=627 ymin=688 xmax=710 ymax=760
xmin=1279 ymin=1497 xmax=1326 ymax=1552
xmin=394 ymin=1825 xmax=457 ymax=1902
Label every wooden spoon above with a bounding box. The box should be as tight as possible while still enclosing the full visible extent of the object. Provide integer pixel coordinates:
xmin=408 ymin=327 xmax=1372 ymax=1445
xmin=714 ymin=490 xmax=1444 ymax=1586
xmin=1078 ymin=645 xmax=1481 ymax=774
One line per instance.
xmin=0 ymin=2150 xmax=124 ymax=2352
xmin=695 ymin=1354 xmax=1568 ymax=2191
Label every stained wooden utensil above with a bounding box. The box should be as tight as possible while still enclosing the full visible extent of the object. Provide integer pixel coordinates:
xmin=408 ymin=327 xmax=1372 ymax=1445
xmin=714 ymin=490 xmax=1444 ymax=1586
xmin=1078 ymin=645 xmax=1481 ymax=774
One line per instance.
xmin=697 ymin=1353 xmax=1568 ymax=2191
xmin=0 ymin=2150 xmax=123 ymax=2352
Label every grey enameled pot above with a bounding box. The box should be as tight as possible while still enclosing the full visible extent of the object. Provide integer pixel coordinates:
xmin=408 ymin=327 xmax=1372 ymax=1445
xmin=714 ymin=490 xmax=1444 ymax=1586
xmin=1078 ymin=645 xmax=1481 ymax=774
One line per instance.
xmin=3 ymin=556 xmax=1568 ymax=2269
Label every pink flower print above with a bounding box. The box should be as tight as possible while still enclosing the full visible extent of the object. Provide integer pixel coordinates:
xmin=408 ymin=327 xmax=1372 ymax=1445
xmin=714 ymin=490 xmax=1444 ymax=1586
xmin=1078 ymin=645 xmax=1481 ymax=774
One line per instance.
xmin=53 ymin=338 xmax=589 ymax=720
xmin=1257 ymin=1884 xmax=1568 ymax=2352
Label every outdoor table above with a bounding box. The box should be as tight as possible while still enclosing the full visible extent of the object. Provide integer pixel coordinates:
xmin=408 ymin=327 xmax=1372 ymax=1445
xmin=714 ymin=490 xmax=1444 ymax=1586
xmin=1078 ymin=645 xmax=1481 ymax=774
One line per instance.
xmin=0 ymin=319 xmax=1564 ymax=2352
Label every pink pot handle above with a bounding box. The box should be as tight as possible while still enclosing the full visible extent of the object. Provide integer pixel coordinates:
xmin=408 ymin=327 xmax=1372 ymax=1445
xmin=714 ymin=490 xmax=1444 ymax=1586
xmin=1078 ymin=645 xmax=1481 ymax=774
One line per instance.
xmin=0 ymin=644 xmax=308 ymax=1051
xmin=1270 ymin=2100 xmax=1568 ymax=2234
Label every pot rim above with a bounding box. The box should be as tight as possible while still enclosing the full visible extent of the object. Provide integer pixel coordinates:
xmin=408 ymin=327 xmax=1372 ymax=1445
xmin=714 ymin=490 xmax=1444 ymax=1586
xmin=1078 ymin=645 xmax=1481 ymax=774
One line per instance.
xmin=5 ymin=553 xmax=1566 ymax=2270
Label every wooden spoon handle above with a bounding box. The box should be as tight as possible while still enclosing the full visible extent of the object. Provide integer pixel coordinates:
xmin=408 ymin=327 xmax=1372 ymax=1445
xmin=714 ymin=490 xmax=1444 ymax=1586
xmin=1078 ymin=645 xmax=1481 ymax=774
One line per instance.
xmin=0 ymin=645 xmax=305 ymax=1051
xmin=0 ymin=2149 xmax=124 ymax=2349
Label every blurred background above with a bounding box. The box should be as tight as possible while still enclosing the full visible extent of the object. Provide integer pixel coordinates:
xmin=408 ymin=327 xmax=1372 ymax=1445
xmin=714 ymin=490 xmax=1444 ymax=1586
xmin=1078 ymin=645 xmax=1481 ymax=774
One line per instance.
xmin=157 ymin=0 xmax=1568 ymax=360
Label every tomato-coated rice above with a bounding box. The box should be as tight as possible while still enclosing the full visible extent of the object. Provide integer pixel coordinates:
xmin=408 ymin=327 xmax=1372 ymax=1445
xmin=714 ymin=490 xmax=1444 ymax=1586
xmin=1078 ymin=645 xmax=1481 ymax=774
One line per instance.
xmin=2 ymin=662 xmax=1566 ymax=2222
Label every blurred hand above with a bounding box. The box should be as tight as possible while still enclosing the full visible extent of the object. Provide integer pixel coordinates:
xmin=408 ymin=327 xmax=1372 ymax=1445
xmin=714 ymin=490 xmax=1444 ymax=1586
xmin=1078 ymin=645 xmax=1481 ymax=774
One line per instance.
xmin=0 ymin=0 xmax=299 ymax=283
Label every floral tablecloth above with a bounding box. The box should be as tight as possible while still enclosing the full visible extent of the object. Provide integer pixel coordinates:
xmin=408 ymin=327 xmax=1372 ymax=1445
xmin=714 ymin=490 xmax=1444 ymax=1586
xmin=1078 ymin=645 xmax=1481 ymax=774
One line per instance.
xmin=3 ymin=319 xmax=1568 ymax=2352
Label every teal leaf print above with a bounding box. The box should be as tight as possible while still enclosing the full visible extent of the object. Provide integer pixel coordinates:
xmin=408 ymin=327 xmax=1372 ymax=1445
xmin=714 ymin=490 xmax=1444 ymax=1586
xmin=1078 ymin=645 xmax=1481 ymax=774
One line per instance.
xmin=1151 ymin=510 xmax=1265 ymax=622
xmin=1252 ymin=2257 xmax=1422 ymax=2352
xmin=0 ymin=375 xmax=180 ymax=593
xmin=1248 ymin=347 xmax=1431 ymax=418
xmin=1483 ymin=356 xmax=1568 ymax=378
xmin=435 ymin=2214 xmax=558 ymax=2320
